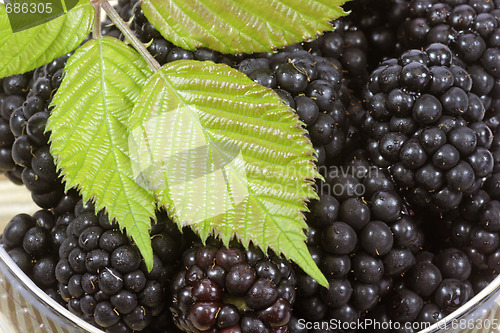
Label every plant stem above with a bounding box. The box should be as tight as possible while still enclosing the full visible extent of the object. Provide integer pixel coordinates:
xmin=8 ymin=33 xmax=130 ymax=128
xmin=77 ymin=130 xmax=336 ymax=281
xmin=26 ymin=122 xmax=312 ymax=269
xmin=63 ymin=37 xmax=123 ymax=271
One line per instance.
xmin=92 ymin=0 xmax=102 ymax=38
xmin=101 ymin=0 xmax=161 ymax=71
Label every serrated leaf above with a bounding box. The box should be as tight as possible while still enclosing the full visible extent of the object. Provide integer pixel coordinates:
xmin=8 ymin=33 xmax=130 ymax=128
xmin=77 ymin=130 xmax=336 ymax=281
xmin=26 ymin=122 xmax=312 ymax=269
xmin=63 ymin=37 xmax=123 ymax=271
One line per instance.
xmin=128 ymin=60 xmax=327 ymax=286
xmin=46 ymin=37 xmax=157 ymax=269
xmin=0 ymin=0 xmax=93 ymax=78
xmin=141 ymin=0 xmax=347 ymax=54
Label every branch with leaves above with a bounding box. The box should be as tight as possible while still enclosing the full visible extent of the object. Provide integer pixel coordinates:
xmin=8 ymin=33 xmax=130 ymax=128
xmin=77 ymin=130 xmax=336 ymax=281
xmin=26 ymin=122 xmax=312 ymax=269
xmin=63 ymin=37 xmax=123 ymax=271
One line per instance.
xmin=0 ymin=0 xmax=348 ymax=287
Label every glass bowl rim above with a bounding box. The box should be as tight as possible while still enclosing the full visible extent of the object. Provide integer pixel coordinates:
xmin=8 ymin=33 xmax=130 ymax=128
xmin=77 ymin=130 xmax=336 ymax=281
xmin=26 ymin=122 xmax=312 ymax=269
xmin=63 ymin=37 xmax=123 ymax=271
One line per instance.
xmin=417 ymin=272 xmax=500 ymax=333
xmin=1 ymin=240 xmax=500 ymax=333
xmin=0 ymin=244 xmax=104 ymax=333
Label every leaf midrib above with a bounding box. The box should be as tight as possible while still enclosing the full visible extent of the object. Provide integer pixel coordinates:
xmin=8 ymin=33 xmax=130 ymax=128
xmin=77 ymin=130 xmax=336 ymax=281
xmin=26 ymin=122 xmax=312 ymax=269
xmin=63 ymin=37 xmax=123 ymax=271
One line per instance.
xmin=155 ymin=63 xmax=314 ymax=268
xmin=96 ymin=39 xmax=152 ymax=249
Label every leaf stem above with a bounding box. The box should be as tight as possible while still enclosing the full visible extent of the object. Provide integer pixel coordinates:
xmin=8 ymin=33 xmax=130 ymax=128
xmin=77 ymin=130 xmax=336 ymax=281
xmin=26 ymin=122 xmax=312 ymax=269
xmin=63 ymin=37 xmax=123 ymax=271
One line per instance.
xmin=92 ymin=0 xmax=102 ymax=38
xmin=101 ymin=0 xmax=161 ymax=72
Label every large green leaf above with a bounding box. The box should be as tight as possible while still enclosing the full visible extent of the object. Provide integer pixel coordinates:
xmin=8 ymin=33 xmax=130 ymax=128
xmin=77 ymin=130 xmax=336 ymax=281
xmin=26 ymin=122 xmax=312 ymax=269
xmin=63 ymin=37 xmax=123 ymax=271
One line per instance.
xmin=46 ymin=37 xmax=157 ymax=269
xmin=128 ymin=60 xmax=327 ymax=286
xmin=0 ymin=0 xmax=93 ymax=78
xmin=141 ymin=0 xmax=347 ymax=54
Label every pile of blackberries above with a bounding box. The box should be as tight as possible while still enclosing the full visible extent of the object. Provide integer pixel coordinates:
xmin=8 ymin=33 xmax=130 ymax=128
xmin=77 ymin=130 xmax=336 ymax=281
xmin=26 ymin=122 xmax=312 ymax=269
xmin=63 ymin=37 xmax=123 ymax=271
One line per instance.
xmin=362 ymin=43 xmax=495 ymax=212
xmin=1 ymin=0 xmax=500 ymax=332
xmin=3 ymin=199 xmax=190 ymax=333
xmin=170 ymin=243 xmax=297 ymax=332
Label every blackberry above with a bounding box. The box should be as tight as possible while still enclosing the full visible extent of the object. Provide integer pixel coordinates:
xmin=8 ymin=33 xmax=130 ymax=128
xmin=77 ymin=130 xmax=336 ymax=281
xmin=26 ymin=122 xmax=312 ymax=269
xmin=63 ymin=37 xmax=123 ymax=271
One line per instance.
xmin=237 ymin=49 xmax=353 ymax=164
xmin=170 ymin=244 xmax=296 ymax=332
xmin=307 ymin=18 xmax=371 ymax=93
xmin=3 ymin=192 xmax=188 ymax=332
xmin=363 ymin=44 xmax=495 ymax=212
xmin=294 ymin=151 xmax=424 ymax=324
xmin=2 ymin=211 xmax=65 ymax=304
xmin=396 ymin=0 xmax=500 ymax=116
xmin=397 ymin=0 xmax=499 ymax=58
xmin=12 ymin=57 xmax=73 ymax=210
xmin=55 ymin=205 xmax=188 ymax=331
xmin=0 ymin=72 xmax=32 ymax=183
xmin=342 ymin=0 xmax=409 ymax=68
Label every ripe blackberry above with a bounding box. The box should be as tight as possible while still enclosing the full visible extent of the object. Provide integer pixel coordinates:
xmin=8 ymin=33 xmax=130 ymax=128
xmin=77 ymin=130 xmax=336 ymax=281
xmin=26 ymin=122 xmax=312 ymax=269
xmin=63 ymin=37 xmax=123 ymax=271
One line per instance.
xmin=2 ymin=211 xmax=64 ymax=305
xmin=3 ymin=191 xmax=189 ymax=332
xmin=294 ymin=151 xmax=424 ymax=324
xmin=342 ymin=0 xmax=409 ymax=68
xmin=363 ymin=44 xmax=495 ymax=212
xmin=238 ymin=49 xmax=355 ymax=164
xmin=307 ymin=18 xmax=371 ymax=93
xmin=0 ymin=72 xmax=32 ymax=183
xmin=170 ymin=243 xmax=296 ymax=332
xmin=13 ymin=56 xmax=73 ymax=210
xmin=396 ymin=0 xmax=500 ymax=115
xmin=55 ymin=204 xmax=188 ymax=332
xmin=397 ymin=0 xmax=499 ymax=58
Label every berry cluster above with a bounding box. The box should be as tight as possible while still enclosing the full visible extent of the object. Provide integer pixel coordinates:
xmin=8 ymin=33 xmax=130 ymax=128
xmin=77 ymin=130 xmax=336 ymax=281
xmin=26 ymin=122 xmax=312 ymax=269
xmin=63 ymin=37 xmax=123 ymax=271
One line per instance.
xmin=296 ymin=150 xmax=429 ymax=326
xmin=9 ymin=56 xmax=74 ymax=210
xmin=362 ymin=43 xmax=494 ymax=212
xmin=3 ymin=210 xmax=65 ymax=305
xmin=170 ymin=244 xmax=297 ymax=332
xmin=342 ymin=0 xmax=409 ymax=68
xmin=3 ymin=198 xmax=189 ymax=333
xmin=237 ymin=49 xmax=354 ymax=165
xmin=396 ymin=0 xmax=500 ymax=116
xmin=56 ymin=205 xmax=186 ymax=332
xmin=0 ymin=70 xmax=34 ymax=183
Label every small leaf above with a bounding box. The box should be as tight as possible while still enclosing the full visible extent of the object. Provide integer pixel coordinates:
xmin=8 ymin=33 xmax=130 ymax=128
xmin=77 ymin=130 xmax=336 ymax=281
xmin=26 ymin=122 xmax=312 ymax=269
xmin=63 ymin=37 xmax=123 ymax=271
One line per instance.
xmin=128 ymin=60 xmax=327 ymax=286
xmin=0 ymin=0 xmax=93 ymax=78
xmin=141 ymin=0 xmax=347 ymax=54
xmin=46 ymin=37 xmax=157 ymax=269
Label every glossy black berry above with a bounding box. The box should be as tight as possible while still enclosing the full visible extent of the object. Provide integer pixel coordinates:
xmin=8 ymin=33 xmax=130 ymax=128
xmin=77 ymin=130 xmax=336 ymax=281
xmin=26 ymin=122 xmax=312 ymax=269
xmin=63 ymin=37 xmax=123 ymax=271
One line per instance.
xmin=359 ymin=221 xmax=394 ymax=256
xmin=389 ymin=288 xmax=423 ymax=322
xmin=321 ymin=222 xmax=357 ymax=255
xmin=23 ymin=226 xmax=51 ymax=257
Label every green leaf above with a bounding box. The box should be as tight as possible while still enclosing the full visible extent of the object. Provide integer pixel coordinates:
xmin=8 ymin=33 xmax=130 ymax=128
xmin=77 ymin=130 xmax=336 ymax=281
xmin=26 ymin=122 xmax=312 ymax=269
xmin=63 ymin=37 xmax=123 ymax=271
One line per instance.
xmin=128 ymin=60 xmax=327 ymax=286
xmin=46 ymin=36 xmax=157 ymax=269
xmin=141 ymin=0 xmax=347 ymax=54
xmin=0 ymin=0 xmax=93 ymax=78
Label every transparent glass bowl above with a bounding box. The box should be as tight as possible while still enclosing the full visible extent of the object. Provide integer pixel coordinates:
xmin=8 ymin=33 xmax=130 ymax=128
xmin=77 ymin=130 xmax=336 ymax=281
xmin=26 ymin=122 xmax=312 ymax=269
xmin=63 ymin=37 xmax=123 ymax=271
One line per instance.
xmin=0 ymin=245 xmax=104 ymax=333
xmin=0 ymin=239 xmax=500 ymax=333
xmin=419 ymin=274 xmax=500 ymax=333
xmin=0 ymin=177 xmax=499 ymax=333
